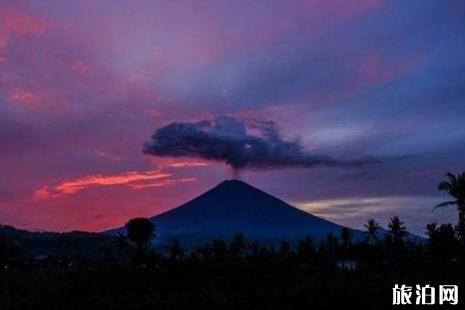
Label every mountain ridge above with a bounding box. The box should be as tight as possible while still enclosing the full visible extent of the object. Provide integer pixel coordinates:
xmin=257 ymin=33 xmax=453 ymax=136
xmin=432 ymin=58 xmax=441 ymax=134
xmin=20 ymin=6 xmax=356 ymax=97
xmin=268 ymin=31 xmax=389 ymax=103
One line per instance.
xmin=107 ymin=179 xmax=364 ymax=247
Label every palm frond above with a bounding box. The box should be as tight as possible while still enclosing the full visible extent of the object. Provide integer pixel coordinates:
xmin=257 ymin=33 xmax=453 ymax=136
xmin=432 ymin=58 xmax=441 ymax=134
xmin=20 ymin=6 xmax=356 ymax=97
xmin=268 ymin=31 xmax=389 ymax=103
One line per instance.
xmin=446 ymin=172 xmax=457 ymax=182
xmin=433 ymin=200 xmax=457 ymax=210
xmin=438 ymin=181 xmax=451 ymax=191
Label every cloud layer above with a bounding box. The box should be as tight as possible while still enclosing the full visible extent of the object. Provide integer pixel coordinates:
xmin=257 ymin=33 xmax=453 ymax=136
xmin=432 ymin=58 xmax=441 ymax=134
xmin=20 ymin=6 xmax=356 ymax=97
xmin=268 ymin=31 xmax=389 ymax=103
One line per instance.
xmin=0 ymin=0 xmax=464 ymax=233
xmin=144 ymin=116 xmax=377 ymax=171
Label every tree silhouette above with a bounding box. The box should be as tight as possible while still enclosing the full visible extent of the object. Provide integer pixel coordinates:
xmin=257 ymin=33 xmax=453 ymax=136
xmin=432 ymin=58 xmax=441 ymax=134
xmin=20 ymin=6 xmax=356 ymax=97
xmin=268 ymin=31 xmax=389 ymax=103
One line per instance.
xmin=297 ymin=236 xmax=316 ymax=263
xmin=249 ymin=241 xmax=261 ymax=258
xmin=364 ymin=218 xmax=381 ymax=243
xmin=116 ymin=232 xmax=128 ymax=250
xmin=340 ymin=228 xmax=353 ymax=268
xmin=115 ymin=232 xmax=130 ymax=263
xmin=0 ymin=232 xmax=6 ymax=264
xmin=426 ymin=223 xmax=437 ymax=239
xmin=278 ymin=240 xmax=293 ymax=259
xmin=388 ymin=216 xmax=407 ymax=248
xmin=6 ymin=213 xmax=465 ymax=309
xmin=197 ymin=244 xmax=213 ymax=262
xmin=126 ymin=218 xmax=155 ymax=247
xmin=435 ymin=172 xmax=465 ymax=242
xmin=211 ymin=240 xmax=227 ymax=262
xmin=321 ymin=233 xmax=339 ymax=266
xmin=228 ymin=233 xmax=247 ymax=259
xmin=341 ymin=227 xmax=352 ymax=248
xmin=125 ymin=218 xmax=154 ymax=263
xmin=427 ymin=223 xmax=458 ymax=262
xmin=167 ymin=239 xmax=183 ymax=261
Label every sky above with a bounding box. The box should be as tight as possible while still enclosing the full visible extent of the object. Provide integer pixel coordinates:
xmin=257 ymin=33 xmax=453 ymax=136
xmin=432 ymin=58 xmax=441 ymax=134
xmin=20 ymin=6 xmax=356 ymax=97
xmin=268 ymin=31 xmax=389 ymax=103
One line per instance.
xmin=1 ymin=0 xmax=464 ymax=235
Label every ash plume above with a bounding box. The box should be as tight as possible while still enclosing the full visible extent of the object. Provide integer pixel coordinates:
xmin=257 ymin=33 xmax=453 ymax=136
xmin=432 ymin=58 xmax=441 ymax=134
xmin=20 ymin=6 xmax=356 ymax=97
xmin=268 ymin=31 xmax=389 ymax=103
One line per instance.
xmin=143 ymin=116 xmax=377 ymax=173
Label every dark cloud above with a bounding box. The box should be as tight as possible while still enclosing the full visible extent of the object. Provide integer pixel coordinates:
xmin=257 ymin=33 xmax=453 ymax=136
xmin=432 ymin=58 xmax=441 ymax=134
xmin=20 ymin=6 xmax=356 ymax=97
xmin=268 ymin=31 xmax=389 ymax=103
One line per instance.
xmin=143 ymin=116 xmax=377 ymax=171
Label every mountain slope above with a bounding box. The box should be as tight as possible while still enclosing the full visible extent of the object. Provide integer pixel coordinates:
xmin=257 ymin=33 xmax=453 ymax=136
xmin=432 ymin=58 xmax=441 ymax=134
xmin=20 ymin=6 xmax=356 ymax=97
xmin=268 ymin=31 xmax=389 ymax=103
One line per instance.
xmin=108 ymin=180 xmax=362 ymax=246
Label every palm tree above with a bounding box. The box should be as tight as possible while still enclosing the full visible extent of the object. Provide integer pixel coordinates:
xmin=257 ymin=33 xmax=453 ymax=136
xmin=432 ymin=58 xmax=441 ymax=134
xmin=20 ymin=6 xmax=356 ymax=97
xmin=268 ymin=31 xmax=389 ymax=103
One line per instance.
xmin=341 ymin=227 xmax=352 ymax=248
xmin=426 ymin=223 xmax=458 ymax=262
xmin=364 ymin=218 xmax=380 ymax=243
xmin=435 ymin=172 xmax=465 ymax=242
xmin=426 ymin=223 xmax=437 ymax=237
xmin=388 ymin=216 xmax=407 ymax=246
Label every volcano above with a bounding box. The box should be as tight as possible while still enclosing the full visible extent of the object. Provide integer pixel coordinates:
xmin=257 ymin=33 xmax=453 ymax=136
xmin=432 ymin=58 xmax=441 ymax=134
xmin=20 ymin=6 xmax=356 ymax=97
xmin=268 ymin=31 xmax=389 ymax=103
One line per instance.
xmin=108 ymin=180 xmax=362 ymax=246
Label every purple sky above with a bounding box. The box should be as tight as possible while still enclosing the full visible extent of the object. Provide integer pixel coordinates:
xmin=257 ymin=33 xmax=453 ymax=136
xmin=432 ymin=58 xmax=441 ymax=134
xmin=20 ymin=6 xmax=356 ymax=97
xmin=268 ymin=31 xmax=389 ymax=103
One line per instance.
xmin=1 ymin=0 xmax=464 ymax=234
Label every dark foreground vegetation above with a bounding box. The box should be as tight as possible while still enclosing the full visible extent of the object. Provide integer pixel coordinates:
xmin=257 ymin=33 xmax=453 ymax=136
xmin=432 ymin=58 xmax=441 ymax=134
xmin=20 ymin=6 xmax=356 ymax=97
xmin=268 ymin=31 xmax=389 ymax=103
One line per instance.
xmin=1 ymin=172 xmax=464 ymax=309
xmin=1 ymin=257 xmax=463 ymax=310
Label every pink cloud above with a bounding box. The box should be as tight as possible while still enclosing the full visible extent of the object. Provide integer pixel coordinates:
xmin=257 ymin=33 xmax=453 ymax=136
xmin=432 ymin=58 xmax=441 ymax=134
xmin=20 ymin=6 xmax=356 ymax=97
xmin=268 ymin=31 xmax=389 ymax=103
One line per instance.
xmin=70 ymin=60 xmax=90 ymax=73
xmin=94 ymin=150 xmax=122 ymax=162
xmin=0 ymin=9 xmax=46 ymax=35
xmin=0 ymin=7 xmax=46 ymax=62
xmin=127 ymin=177 xmax=197 ymax=190
xmin=353 ymin=49 xmax=424 ymax=93
xmin=34 ymin=170 xmax=172 ymax=200
xmin=9 ymin=89 xmax=37 ymax=105
xmin=0 ymin=0 xmax=453 ymax=236
xmin=161 ymin=159 xmax=210 ymax=169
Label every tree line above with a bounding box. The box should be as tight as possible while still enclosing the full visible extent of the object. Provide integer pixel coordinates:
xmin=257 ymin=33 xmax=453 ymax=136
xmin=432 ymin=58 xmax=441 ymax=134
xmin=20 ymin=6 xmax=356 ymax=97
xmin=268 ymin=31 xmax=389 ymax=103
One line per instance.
xmin=1 ymin=172 xmax=464 ymax=269
xmin=0 ymin=172 xmax=464 ymax=310
xmin=107 ymin=172 xmax=465 ymax=269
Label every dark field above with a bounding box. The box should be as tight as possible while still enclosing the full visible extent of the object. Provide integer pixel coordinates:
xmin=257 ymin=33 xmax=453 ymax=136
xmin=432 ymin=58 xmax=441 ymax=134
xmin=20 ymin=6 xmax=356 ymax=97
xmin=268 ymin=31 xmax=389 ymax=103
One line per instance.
xmin=2 ymin=212 xmax=464 ymax=309
xmin=0 ymin=266 xmax=461 ymax=309
xmin=1 ymin=252 xmax=463 ymax=310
